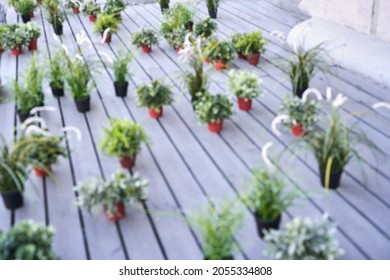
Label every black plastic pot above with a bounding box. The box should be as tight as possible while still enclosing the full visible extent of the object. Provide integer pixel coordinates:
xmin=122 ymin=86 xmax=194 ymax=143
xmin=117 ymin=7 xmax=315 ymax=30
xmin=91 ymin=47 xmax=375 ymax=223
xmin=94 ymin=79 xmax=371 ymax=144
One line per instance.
xmin=204 ymin=255 xmax=234 ymax=260
xmin=17 ymin=109 xmax=32 ymax=123
xmin=185 ymin=21 xmax=194 ymax=32
xmin=208 ymin=9 xmax=217 ymax=19
xmin=21 ymin=14 xmax=31 ymax=23
xmin=255 ymin=215 xmax=281 ymax=239
xmin=160 ymin=3 xmax=169 ymax=12
xmin=50 ymin=82 xmax=64 ymax=97
xmin=320 ymin=169 xmax=343 ymax=190
xmin=1 ymin=191 xmax=24 ymax=210
xmin=294 ymin=81 xmax=309 ymax=99
xmin=114 ymin=81 xmax=128 ymax=97
xmin=74 ymin=96 xmax=90 ymax=113
xmin=53 ymin=24 xmax=63 ymax=36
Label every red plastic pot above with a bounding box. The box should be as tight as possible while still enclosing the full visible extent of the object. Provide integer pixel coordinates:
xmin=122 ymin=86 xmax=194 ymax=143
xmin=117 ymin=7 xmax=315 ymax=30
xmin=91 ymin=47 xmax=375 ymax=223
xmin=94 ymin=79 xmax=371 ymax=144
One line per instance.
xmin=237 ymin=52 xmax=246 ymax=59
xmin=33 ymin=166 xmax=51 ymax=177
xmin=0 ymin=48 xmax=3 ymax=54
xmin=72 ymin=7 xmax=79 ymax=14
xmin=28 ymin=39 xmax=38 ymax=51
xmin=237 ymin=97 xmax=252 ymax=111
xmin=208 ymin=120 xmax=223 ymax=133
xmin=104 ymin=202 xmax=126 ymax=221
xmin=175 ymin=46 xmax=182 ymax=53
xmin=11 ymin=47 xmax=22 ymax=56
xmin=204 ymin=57 xmax=210 ymax=63
xmin=148 ymin=107 xmax=163 ymax=119
xmin=119 ymin=155 xmax=136 ymax=169
xmin=89 ymin=14 xmax=96 ymax=22
xmin=247 ymin=52 xmax=260 ymax=66
xmin=291 ymin=123 xmax=305 ymax=137
xmin=141 ymin=44 xmax=152 ymax=53
xmin=214 ymin=60 xmax=227 ymax=71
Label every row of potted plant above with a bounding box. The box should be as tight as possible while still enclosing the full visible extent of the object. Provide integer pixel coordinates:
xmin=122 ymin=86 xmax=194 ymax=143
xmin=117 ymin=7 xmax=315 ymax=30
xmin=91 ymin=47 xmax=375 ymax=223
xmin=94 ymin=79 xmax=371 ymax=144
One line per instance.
xmin=0 ymin=22 xmax=41 ymax=56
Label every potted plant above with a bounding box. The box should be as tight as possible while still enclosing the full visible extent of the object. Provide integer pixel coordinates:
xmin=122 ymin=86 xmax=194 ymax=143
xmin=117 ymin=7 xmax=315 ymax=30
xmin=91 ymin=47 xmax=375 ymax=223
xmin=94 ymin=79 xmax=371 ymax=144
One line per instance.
xmin=24 ymin=22 xmax=41 ymax=51
xmin=131 ymin=28 xmax=159 ymax=54
xmin=279 ymin=96 xmax=321 ymax=137
xmin=48 ymin=51 xmax=66 ymax=97
xmin=287 ymin=43 xmax=327 ymax=98
xmin=0 ymin=25 xmax=10 ymax=54
xmin=192 ymin=200 xmax=243 ymax=260
xmin=15 ymin=0 xmax=36 ymax=23
xmin=64 ymin=54 xmax=94 ymax=113
xmin=158 ymin=0 xmax=169 ymax=13
xmin=136 ymin=80 xmax=174 ymax=119
xmin=103 ymin=0 xmax=126 ymax=19
xmin=165 ymin=2 xmax=194 ymax=31
xmin=82 ymin=0 xmax=101 ymax=22
xmin=195 ymin=93 xmax=233 ymax=133
xmin=243 ymin=168 xmax=297 ymax=239
xmin=0 ymin=220 xmax=57 ymax=259
xmin=228 ymin=70 xmax=263 ymax=111
xmin=14 ymin=81 xmax=34 ymax=122
xmin=0 ymin=139 xmax=28 ymax=210
xmin=205 ymin=0 xmax=220 ymax=19
xmin=206 ymin=40 xmax=235 ymax=71
xmin=65 ymin=0 xmax=82 ymax=14
xmin=49 ymin=11 xmax=65 ymax=36
xmin=112 ymin=52 xmax=133 ymax=97
xmin=4 ymin=24 xmax=27 ymax=56
xmin=25 ymin=54 xmax=45 ymax=106
xmin=235 ymin=31 xmax=267 ymax=66
xmin=263 ymin=214 xmax=344 ymax=260
xmin=93 ymin=13 xmax=120 ymax=44
xmin=75 ymin=170 xmax=147 ymax=221
xmin=193 ymin=17 xmax=217 ymax=39
xmin=231 ymin=33 xmax=245 ymax=59
xmin=100 ymin=118 xmax=148 ymax=169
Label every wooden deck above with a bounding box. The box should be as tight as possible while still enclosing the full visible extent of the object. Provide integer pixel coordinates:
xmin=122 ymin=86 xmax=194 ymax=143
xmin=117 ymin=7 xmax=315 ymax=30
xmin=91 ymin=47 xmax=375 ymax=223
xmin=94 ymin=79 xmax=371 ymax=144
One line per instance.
xmin=1 ymin=0 xmax=390 ymax=260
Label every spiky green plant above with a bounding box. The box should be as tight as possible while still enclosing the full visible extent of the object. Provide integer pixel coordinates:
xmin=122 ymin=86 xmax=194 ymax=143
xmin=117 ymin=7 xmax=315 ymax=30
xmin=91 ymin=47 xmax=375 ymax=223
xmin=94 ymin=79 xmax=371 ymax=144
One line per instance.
xmin=205 ymin=0 xmax=220 ymax=19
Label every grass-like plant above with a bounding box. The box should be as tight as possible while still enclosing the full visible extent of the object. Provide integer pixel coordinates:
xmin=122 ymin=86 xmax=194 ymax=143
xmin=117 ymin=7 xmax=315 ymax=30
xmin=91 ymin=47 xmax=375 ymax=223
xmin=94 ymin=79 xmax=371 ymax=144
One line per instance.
xmin=48 ymin=51 xmax=66 ymax=90
xmin=112 ymin=51 xmax=133 ymax=84
xmin=136 ymin=80 xmax=174 ymax=111
xmin=131 ymin=28 xmax=159 ymax=48
xmin=93 ymin=13 xmax=120 ymax=35
xmin=228 ymin=70 xmax=263 ymax=99
xmin=193 ymin=17 xmax=217 ymax=39
xmin=195 ymin=93 xmax=233 ymax=124
xmin=205 ymin=0 xmax=220 ymax=19
xmin=15 ymin=0 xmax=36 ymax=17
xmin=48 ymin=10 xmax=65 ymax=31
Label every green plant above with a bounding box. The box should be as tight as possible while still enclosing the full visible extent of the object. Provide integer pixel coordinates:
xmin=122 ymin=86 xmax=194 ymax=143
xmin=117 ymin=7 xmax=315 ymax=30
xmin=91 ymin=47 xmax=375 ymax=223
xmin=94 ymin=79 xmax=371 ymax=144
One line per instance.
xmin=24 ymin=54 xmax=44 ymax=105
xmin=243 ymin=168 xmax=297 ymax=221
xmin=0 ymin=220 xmax=57 ymax=260
xmin=64 ymin=0 xmax=82 ymax=9
xmin=24 ymin=22 xmax=41 ymax=41
xmin=192 ymin=200 xmax=243 ymax=260
xmin=104 ymin=0 xmax=125 ymax=17
xmin=100 ymin=118 xmax=148 ymax=159
xmin=48 ymin=11 xmax=65 ymax=29
xmin=43 ymin=0 xmax=61 ymax=14
xmin=195 ymin=93 xmax=233 ymax=124
xmin=263 ymin=214 xmax=344 ymax=260
xmin=75 ymin=170 xmax=147 ymax=215
xmin=205 ymin=0 xmax=220 ymax=18
xmin=165 ymin=2 xmax=194 ymax=27
xmin=48 ymin=51 xmax=66 ymax=89
xmin=0 ymin=25 xmax=10 ymax=50
xmin=193 ymin=17 xmax=217 ymax=38
xmin=136 ymin=80 xmax=174 ymax=111
xmin=279 ymin=96 xmax=321 ymax=132
xmin=234 ymin=31 xmax=267 ymax=55
xmin=206 ymin=40 xmax=235 ymax=63
xmin=3 ymin=24 xmax=28 ymax=49
xmin=131 ymin=28 xmax=159 ymax=47
xmin=93 ymin=13 xmax=120 ymax=35
xmin=228 ymin=70 xmax=263 ymax=99
xmin=82 ymin=0 xmax=101 ymax=16
xmin=14 ymin=81 xmax=37 ymax=114
xmin=112 ymin=51 xmax=133 ymax=84
xmin=231 ymin=32 xmax=244 ymax=54
xmin=162 ymin=25 xmax=187 ymax=48
xmin=158 ymin=0 xmax=169 ymax=11
xmin=15 ymin=0 xmax=36 ymax=16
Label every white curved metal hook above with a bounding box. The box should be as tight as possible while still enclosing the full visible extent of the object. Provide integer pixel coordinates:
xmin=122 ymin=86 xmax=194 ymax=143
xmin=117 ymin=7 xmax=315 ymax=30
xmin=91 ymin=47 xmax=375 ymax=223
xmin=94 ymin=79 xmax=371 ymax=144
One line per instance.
xmin=24 ymin=125 xmax=51 ymax=137
xmin=302 ymin=88 xmax=323 ymax=102
xmin=372 ymin=102 xmax=390 ymax=111
xmin=20 ymin=116 xmax=47 ymax=131
xmin=271 ymin=114 xmax=289 ymax=137
xmin=262 ymin=142 xmax=274 ymax=169
xmin=30 ymin=106 xmax=56 ymax=115
xmin=62 ymin=126 xmax=82 ymax=141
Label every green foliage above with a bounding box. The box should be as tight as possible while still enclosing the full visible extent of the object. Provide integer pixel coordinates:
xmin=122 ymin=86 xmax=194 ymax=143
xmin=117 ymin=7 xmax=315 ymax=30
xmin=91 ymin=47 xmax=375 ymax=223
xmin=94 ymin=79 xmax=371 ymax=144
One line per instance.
xmin=43 ymin=0 xmax=61 ymax=14
xmin=93 ymin=13 xmax=120 ymax=34
xmin=205 ymin=0 xmax=220 ymax=17
xmin=158 ymin=0 xmax=169 ymax=10
xmin=3 ymin=24 xmax=28 ymax=49
xmin=264 ymin=215 xmax=344 ymax=260
xmin=192 ymin=200 xmax=243 ymax=260
xmin=193 ymin=17 xmax=217 ymax=38
xmin=165 ymin=2 xmax=194 ymax=27
xmin=0 ymin=220 xmax=57 ymax=260
xmin=75 ymin=170 xmax=148 ymax=215
xmin=100 ymin=118 xmax=148 ymax=158
xmin=195 ymin=93 xmax=233 ymax=124
xmin=164 ymin=26 xmax=187 ymax=48
xmin=15 ymin=0 xmax=36 ymax=16
xmin=48 ymin=11 xmax=65 ymax=28
xmin=48 ymin=51 xmax=66 ymax=89
xmin=82 ymin=0 xmax=101 ymax=16
xmin=243 ymin=168 xmax=297 ymax=221
xmin=24 ymin=22 xmax=41 ymax=41
xmin=0 ymin=25 xmax=10 ymax=50
xmin=206 ymin=40 xmax=235 ymax=63
xmin=136 ymin=80 xmax=174 ymax=110
xmin=231 ymin=32 xmax=244 ymax=53
xmin=279 ymin=96 xmax=321 ymax=132
xmin=64 ymin=0 xmax=82 ymax=9
xmin=131 ymin=28 xmax=159 ymax=47
xmin=234 ymin=31 xmax=267 ymax=55
xmin=104 ymin=0 xmax=126 ymax=17
xmin=228 ymin=70 xmax=263 ymax=99
xmin=112 ymin=51 xmax=133 ymax=84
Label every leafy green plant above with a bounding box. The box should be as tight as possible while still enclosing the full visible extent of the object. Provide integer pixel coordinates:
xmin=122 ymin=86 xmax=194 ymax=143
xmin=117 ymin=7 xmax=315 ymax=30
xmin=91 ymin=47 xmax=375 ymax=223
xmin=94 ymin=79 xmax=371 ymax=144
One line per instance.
xmin=279 ymin=96 xmax=321 ymax=132
xmin=195 ymin=93 xmax=233 ymax=124
xmin=82 ymin=0 xmax=101 ymax=16
xmin=93 ymin=13 xmax=120 ymax=35
xmin=100 ymin=118 xmax=148 ymax=159
xmin=231 ymin=32 xmax=244 ymax=54
xmin=158 ymin=0 xmax=169 ymax=12
xmin=3 ymin=24 xmax=28 ymax=49
xmin=0 ymin=25 xmax=10 ymax=51
xmin=163 ymin=25 xmax=187 ymax=49
xmin=24 ymin=22 xmax=41 ymax=41
xmin=206 ymin=40 xmax=235 ymax=63
xmin=131 ymin=28 xmax=159 ymax=47
xmin=165 ymin=2 xmax=194 ymax=28
xmin=192 ymin=200 xmax=243 ymax=260
xmin=74 ymin=170 xmax=147 ymax=216
xmin=43 ymin=0 xmax=61 ymax=14
xmin=234 ymin=31 xmax=267 ymax=55
xmin=15 ymin=0 xmax=36 ymax=16
xmin=228 ymin=70 xmax=263 ymax=99
xmin=0 ymin=220 xmax=57 ymax=260
xmin=205 ymin=0 xmax=220 ymax=19
xmin=64 ymin=0 xmax=82 ymax=9
xmin=193 ymin=17 xmax=217 ymax=38
xmin=48 ymin=10 xmax=65 ymax=29
xmin=103 ymin=0 xmax=125 ymax=17
xmin=136 ymin=80 xmax=174 ymax=111
xmin=243 ymin=168 xmax=297 ymax=221
xmin=112 ymin=51 xmax=133 ymax=84
xmin=48 ymin=51 xmax=66 ymax=90
xmin=263 ymin=214 xmax=344 ymax=260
